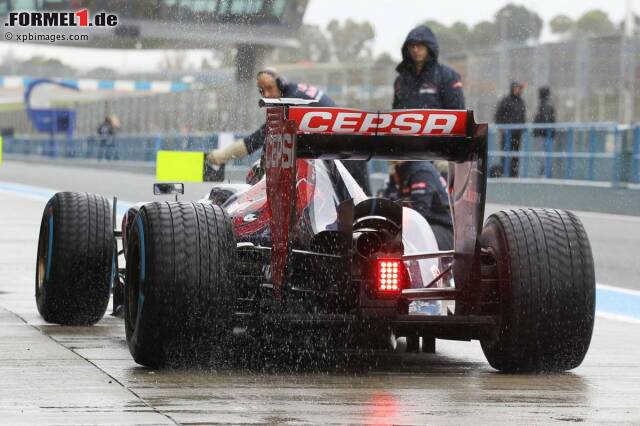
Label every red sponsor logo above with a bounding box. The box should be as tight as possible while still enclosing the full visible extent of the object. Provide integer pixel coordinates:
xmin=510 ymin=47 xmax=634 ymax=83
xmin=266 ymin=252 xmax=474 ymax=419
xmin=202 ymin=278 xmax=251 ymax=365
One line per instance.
xmin=296 ymin=83 xmax=319 ymax=99
xmin=289 ymin=107 xmax=467 ymax=136
xmin=463 ymin=188 xmax=480 ymax=204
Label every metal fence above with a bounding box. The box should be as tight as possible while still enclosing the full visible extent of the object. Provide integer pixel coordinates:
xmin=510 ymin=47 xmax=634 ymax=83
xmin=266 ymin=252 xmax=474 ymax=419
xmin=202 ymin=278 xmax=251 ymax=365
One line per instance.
xmin=283 ymin=34 xmax=640 ymax=125
xmin=448 ymin=35 xmax=639 ymax=125
xmin=3 ymin=123 xmax=639 ymax=186
xmin=2 ymin=132 xmax=261 ymax=166
xmin=0 ymin=84 xmax=263 ymax=137
xmin=2 ymin=34 xmax=639 ymax=137
xmin=489 ymin=123 xmax=623 ymax=183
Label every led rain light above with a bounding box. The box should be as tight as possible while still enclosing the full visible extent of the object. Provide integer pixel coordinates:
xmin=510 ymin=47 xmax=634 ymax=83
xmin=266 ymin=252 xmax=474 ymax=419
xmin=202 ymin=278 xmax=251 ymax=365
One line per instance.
xmin=377 ymin=259 xmax=403 ymax=293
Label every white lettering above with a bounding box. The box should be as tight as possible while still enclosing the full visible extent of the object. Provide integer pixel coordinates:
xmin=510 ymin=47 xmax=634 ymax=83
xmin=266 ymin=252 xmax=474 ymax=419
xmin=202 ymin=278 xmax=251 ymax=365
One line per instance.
xmin=391 ymin=113 xmax=423 ymax=134
xmin=359 ymin=113 xmax=393 ymax=133
xmin=298 ymin=111 xmax=332 ymax=132
xmin=243 ymin=213 xmax=258 ymax=222
xmin=332 ymin=112 xmax=362 ymax=132
xmin=424 ymin=114 xmax=456 ymax=134
xmin=266 ymin=133 xmax=294 ymax=169
xmin=281 ymin=132 xmax=293 ymax=169
xmin=296 ymin=110 xmax=460 ymax=135
xmin=267 ymin=134 xmax=281 ymax=168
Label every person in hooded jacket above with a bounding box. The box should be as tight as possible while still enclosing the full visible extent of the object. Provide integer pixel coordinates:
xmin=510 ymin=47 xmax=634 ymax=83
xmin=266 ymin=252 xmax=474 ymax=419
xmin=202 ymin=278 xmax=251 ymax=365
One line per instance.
xmin=385 ymin=26 xmax=463 ymax=348
xmin=494 ymin=81 xmax=527 ymax=177
xmin=97 ymin=115 xmax=119 ymax=161
xmin=533 ymin=86 xmax=556 ymax=176
xmin=533 ymin=86 xmax=555 ymax=135
xmin=385 ymin=25 xmax=462 ymax=250
xmin=207 ymin=68 xmax=372 ymax=195
xmin=393 ymin=25 xmax=465 ymax=111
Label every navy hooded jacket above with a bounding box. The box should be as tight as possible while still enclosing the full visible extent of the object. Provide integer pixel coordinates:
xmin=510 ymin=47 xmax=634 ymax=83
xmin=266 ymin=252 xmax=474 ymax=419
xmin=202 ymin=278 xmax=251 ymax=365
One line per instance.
xmin=382 ymin=161 xmax=453 ymax=229
xmin=393 ymin=25 xmax=465 ymax=110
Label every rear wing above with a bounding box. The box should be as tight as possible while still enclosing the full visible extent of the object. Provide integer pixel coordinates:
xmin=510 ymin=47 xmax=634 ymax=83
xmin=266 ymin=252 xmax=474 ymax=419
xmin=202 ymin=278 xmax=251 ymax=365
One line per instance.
xmin=262 ymin=99 xmax=488 ymax=304
xmin=261 ymin=98 xmax=483 ymax=161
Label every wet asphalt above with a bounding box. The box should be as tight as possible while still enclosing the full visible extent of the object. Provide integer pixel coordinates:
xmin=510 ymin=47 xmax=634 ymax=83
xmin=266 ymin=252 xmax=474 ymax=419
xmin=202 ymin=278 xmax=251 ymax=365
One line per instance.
xmin=1 ymin=162 xmax=640 ymax=425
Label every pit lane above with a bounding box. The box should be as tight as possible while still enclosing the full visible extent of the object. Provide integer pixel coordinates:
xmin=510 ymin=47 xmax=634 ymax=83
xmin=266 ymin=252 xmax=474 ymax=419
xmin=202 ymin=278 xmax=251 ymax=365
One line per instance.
xmin=1 ymin=161 xmax=639 ymax=424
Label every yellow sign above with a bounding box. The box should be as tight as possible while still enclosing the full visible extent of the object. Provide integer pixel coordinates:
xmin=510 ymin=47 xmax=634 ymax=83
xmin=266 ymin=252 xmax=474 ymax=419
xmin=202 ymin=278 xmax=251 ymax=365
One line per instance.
xmin=156 ymin=150 xmax=204 ymax=182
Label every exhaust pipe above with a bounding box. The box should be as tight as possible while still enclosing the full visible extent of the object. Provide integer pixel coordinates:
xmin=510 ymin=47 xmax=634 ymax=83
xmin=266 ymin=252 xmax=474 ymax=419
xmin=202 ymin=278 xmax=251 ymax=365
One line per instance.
xmin=354 ymin=231 xmax=382 ymax=257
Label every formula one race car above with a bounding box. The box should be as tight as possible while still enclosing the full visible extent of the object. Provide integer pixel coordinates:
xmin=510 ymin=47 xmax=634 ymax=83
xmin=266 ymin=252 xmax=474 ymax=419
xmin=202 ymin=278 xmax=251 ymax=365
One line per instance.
xmin=35 ymin=99 xmax=596 ymax=372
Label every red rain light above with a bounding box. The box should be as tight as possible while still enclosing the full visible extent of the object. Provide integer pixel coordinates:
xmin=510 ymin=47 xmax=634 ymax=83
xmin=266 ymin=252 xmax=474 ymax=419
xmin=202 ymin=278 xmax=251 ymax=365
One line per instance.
xmin=377 ymin=259 xmax=404 ymax=293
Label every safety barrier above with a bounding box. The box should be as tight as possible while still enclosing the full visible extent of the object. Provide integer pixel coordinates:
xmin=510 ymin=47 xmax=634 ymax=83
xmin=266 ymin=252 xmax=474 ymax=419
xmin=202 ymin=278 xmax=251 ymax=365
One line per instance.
xmin=633 ymin=126 xmax=640 ymax=185
xmin=2 ymin=123 xmax=640 ymax=185
xmin=371 ymin=122 xmax=640 ymax=186
xmin=489 ymin=123 xmax=623 ymax=183
xmin=1 ymin=133 xmax=259 ymax=166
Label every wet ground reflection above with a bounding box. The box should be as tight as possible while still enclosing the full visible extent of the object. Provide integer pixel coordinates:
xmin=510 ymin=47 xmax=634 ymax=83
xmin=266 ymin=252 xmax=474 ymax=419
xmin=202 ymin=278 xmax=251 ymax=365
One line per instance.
xmin=98 ymin=343 xmax=593 ymax=425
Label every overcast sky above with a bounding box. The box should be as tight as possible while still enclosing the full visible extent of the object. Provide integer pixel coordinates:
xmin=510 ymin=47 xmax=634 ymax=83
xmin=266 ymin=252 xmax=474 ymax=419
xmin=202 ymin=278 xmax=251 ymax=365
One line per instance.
xmin=0 ymin=0 xmax=634 ymax=74
xmin=306 ymin=0 xmax=631 ymax=58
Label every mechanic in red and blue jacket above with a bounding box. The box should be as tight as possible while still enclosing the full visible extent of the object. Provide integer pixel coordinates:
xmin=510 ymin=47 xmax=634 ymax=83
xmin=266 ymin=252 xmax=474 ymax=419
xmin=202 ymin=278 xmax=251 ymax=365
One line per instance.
xmin=382 ymin=161 xmax=453 ymax=250
xmin=207 ymin=68 xmax=371 ymax=195
xmin=382 ymin=25 xmax=464 ymax=250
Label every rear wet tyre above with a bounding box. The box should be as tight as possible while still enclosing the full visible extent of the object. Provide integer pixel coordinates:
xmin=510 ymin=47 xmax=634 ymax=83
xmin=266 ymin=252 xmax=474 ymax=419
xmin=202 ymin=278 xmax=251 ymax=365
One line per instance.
xmin=124 ymin=202 xmax=236 ymax=368
xmin=479 ymin=208 xmax=595 ymax=372
xmin=35 ymin=192 xmax=114 ymax=325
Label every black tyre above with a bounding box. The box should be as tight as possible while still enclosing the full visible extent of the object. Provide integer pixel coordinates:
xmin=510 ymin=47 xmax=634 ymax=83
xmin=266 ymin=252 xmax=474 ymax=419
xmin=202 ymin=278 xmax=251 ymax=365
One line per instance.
xmin=124 ymin=202 xmax=236 ymax=368
xmin=480 ymin=208 xmax=595 ymax=372
xmin=35 ymin=192 xmax=114 ymax=325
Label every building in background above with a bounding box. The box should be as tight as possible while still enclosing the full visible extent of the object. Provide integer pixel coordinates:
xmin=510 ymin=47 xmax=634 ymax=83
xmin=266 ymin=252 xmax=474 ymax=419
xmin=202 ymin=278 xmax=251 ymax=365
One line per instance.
xmin=0 ymin=0 xmax=310 ymax=131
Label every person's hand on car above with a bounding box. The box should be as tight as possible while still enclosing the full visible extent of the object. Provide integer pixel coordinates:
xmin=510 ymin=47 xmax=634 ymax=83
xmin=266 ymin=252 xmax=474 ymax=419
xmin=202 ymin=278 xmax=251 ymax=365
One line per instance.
xmin=207 ymin=139 xmax=248 ymax=165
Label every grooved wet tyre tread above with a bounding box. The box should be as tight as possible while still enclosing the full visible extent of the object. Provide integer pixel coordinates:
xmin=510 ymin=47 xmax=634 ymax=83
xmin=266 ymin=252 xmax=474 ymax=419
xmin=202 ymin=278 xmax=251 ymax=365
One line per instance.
xmin=35 ymin=192 xmax=114 ymax=325
xmin=124 ymin=202 xmax=236 ymax=368
xmin=479 ymin=208 xmax=595 ymax=372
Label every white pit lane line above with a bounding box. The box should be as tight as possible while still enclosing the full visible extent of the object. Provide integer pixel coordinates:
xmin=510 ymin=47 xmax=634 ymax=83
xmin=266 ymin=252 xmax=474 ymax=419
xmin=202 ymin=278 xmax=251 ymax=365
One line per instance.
xmin=2 ymin=180 xmax=639 ymax=324
xmin=0 ymin=180 xmax=133 ymax=216
xmin=595 ymin=284 xmax=640 ymax=324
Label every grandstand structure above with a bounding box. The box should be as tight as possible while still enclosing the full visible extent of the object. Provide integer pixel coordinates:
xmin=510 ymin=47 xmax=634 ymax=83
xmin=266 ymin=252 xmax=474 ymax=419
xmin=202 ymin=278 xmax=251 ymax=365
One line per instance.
xmin=0 ymin=1 xmax=306 ymax=48
xmin=0 ymin=0 xmax=309 ymax=132
xmin=1 ymin=0 xmax=308 ymax=77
